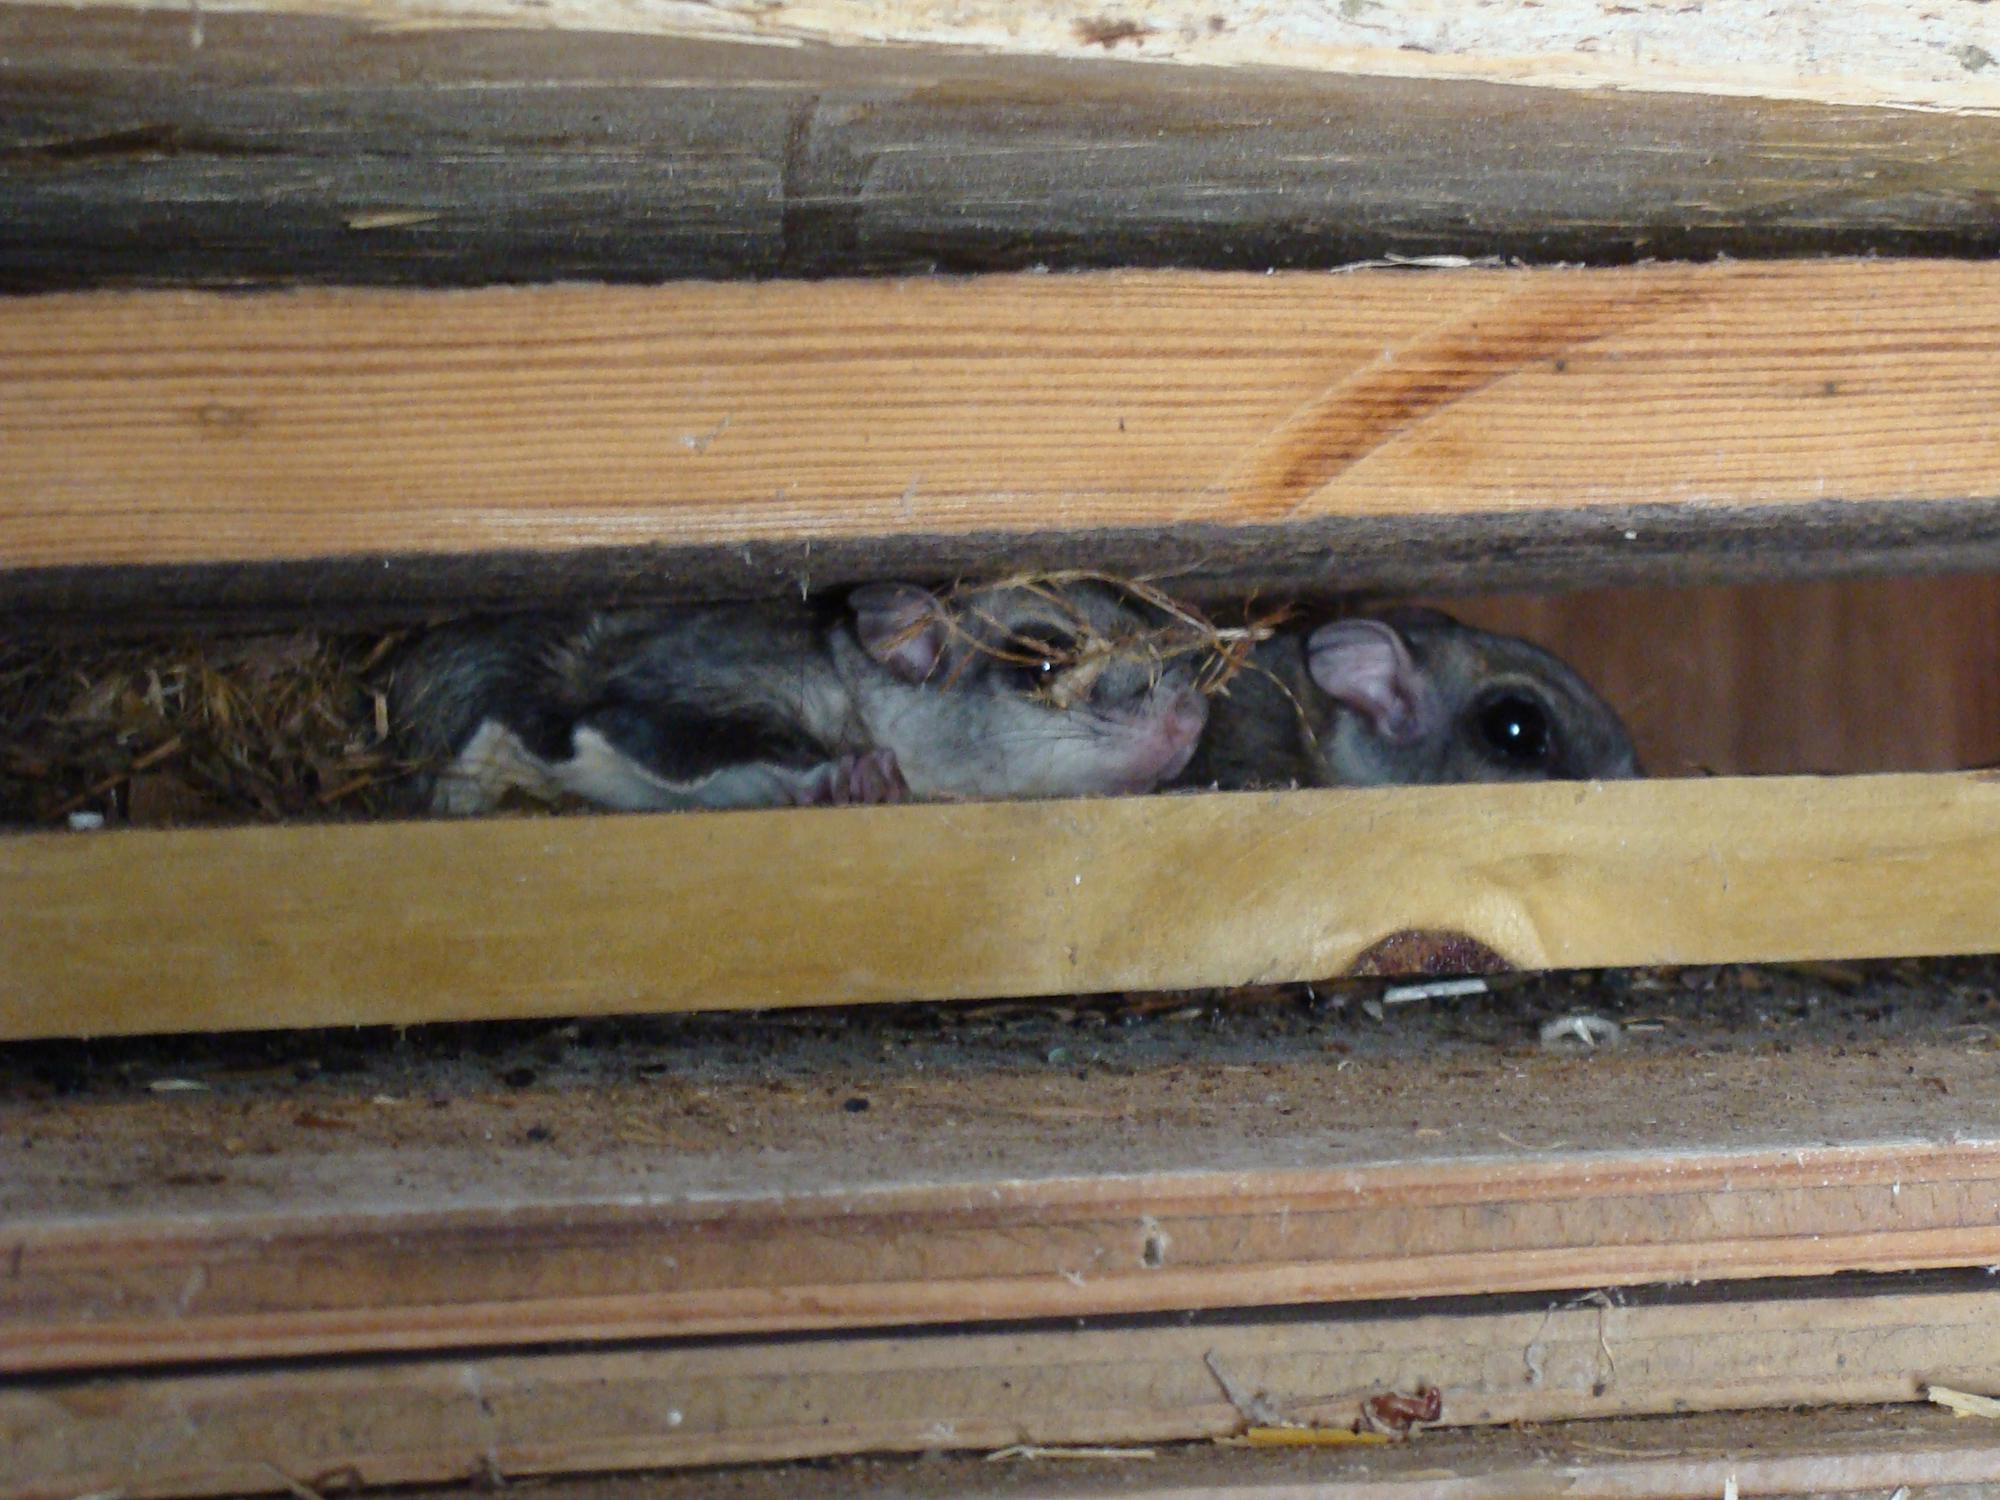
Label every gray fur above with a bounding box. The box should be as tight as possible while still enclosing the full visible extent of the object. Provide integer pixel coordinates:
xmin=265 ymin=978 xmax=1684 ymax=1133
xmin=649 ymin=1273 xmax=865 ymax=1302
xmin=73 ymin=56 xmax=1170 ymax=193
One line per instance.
xmin=393 ymin=581 xmax=1208 ymax=814
xmin=1179 ymin=608 xmax=1640 ymax=789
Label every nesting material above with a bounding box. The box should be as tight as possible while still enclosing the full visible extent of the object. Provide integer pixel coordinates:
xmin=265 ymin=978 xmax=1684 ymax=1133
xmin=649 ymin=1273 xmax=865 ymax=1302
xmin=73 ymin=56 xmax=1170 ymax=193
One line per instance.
xmin=935 ymin=570 xmax=1280 ymax=702
xmin=1 ymin=572 xmax=1269 ymax=829
xmin=0 ymin=631 xmax=409 ymax=827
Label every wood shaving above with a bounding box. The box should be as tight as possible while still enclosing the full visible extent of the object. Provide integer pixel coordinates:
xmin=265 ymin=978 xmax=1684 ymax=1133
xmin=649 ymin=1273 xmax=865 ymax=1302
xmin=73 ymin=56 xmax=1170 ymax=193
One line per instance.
xmin=1927 ymin=1383 xmax=2000 ymax=1418
xmin=1383 ymin=978 xmax=1490 ymax=1003
xmin=1203 ymin=1350 xmax=1293 ymax=1429
xmin=1541 ymin=1013 xmax=1624 ymax=1049
xmin=984 ymin=1445 xmax=1157 ymax=1461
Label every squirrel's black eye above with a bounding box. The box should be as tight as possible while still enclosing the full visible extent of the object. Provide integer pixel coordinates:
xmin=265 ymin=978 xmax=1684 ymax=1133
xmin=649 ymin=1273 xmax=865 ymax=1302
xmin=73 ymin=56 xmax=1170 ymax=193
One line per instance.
xmin=1018 ymin=660 xmax=1064 ymax=699
xmin=1474 ymin=692 xmax=1553 ymax=767
xmin=1002 ymin=654 xmax=1059 ymax=694
xmin=1007 ymin=628 xmax=1075 ymax=684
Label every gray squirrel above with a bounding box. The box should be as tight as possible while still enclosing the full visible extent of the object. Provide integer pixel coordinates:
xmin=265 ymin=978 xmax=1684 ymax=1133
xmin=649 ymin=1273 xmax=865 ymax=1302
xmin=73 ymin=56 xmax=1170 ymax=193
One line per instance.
xmin=1178 ymin=607 xmax=1640 ymax=788
xmin=393 ymin=579 xmax=1210 ymax=814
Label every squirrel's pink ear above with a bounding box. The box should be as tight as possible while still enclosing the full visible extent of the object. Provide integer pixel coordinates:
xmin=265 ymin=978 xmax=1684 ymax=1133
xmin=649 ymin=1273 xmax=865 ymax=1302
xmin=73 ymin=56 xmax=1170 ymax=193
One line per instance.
xmin=850 ymin=583 xmax=949 ymax=684
xmin=1305 ymin=619 xmax=1441 ymax=744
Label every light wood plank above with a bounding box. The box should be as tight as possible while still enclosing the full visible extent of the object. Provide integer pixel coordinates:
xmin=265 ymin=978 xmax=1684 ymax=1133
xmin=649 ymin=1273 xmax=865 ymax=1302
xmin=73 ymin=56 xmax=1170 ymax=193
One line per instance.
xmin=12 ymin=1281 xmax=2000 ymax=1497
xmin=8 ymin=262 xmax=2000 ymax=610
xmin=11 ymin=1137 xmax=2000 ymax=1374
xmin=395 ymin=1409 xmax=2000 ymax=1500
xmin=13 ymin=1013 xmax=2000 ymax=1373
xmin=6 ymin=773 xmax=2000 ymax=1041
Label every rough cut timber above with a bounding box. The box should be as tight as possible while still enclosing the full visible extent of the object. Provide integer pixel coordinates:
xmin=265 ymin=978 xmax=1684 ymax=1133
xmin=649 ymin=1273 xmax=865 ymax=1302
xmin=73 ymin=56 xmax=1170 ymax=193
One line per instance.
xmin=11 ymin=965 xmax=2000 ymax=1489
xmin=32 ymin=0 xmax=2000 ymax=112
xmin=3 ymin=0 xmax=1998 ymax=291
xmin=350 ymin=1409 xmax=2000 ymax=1500
xmin=6 ymin=772 xmax=2000 ymax=1040
xmin=11 ymin=1276 xmax=2000 ymax=1497
xmin=12 ymin=1081 xmax=2000 ymax=1371
xmin=8 ymin=261 xmax=2000 ymax=615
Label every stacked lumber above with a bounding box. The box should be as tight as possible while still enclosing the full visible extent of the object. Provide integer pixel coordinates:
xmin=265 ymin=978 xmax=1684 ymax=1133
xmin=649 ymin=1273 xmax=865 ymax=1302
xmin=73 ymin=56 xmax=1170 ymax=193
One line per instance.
xmin=9 ymin=5 xmax=2000 ymax=1477
xmin=9 ymin=983 xmax=2000 ymax=1495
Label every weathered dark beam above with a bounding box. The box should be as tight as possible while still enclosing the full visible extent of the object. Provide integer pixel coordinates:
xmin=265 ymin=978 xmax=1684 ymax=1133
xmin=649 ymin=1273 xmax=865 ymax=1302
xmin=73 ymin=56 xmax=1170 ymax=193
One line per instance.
xmin=4 ymin=5 xmax=2000 ymax=290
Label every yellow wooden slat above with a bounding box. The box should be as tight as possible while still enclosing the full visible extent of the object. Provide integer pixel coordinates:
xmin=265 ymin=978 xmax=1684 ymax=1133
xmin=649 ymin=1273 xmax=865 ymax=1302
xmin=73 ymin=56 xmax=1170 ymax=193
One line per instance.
xmin=3 ymin=773 xmax=1997 ymax=1039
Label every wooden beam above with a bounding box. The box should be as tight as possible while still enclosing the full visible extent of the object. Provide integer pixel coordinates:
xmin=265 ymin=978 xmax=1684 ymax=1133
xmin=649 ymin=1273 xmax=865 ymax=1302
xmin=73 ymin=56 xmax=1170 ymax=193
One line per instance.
xmin=13 ymin=1013 xmax=2000 ymax=1373
xmin=374 ymin=1408 xmax=2000 ymax=1500
xmin=12 ymin=1278 xmax=2000 ymax=1497
xmin=8 ymin=262 xmax=2000 ymax=614
xmin=12 ymin=1134 xmax=2000 ymax=1374
xmin=7 ymin=773 xmax=2000 ymax=1041
xmin=387 ymin=1408 xmax=2000 ymax=1500
xmin=28 ymin=0 xmax=2000 ymax=112
xmin=6 ymin=3 xmax=2000 ymax=297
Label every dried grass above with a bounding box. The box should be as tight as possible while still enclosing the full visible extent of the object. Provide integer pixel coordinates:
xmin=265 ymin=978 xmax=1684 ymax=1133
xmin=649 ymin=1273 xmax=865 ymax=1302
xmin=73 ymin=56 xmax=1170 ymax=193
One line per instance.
xmin=0 ymin=571 xmax=1290 ymax=827
xmin=936 ymin=569 xmax=1291 ymax=702
xmin=0 ymin=630 xmax=412 ymax=827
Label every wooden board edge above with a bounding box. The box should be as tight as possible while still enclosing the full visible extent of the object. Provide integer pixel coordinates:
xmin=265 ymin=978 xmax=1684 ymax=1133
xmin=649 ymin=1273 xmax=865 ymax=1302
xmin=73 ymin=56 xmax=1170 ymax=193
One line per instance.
xmin=11 ymin=498 xmax=2000 ymax=624
xmin=11 ymin=263 xmax=2000 ymax=604
xmin=7 ymin=772 xmax=2000 ymax=1040
xmin=399 ymin=1406 xmax=2000 ymax=1500
xmin=13 ymin=1281 xmax=2000 ymax=1498
xmin=9 ymin=1139 xmax=2000 ymax=1371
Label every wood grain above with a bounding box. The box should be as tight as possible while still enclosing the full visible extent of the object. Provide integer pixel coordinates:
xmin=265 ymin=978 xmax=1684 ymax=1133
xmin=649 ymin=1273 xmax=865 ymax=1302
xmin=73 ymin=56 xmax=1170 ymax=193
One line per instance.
xmin=7 ymin=262 xmax=2000 ymax=609
xmin=11 ymin=1136 xmax=2000 ymax=1374
xmin=8 ymin=773 xmax=2000 ymax=1040
xmin=7 ymin=3 xmax=2000 ymax=301
xmin=30 ymin=0 xmax=2000 ymax=111
xmin=12 ymin=1007 xmax=1999 ymax=1374
xmin=373 ymin=1409 xmax=2000 ymax=1500
xmin=12 ymin=1280 xmax=2000 ymax=1497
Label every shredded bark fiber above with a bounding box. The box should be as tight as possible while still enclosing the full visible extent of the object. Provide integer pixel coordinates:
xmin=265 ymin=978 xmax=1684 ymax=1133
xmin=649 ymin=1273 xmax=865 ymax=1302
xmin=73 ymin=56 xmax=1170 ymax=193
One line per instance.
xmin=0 ymin=631 xmax=411 ymax=827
